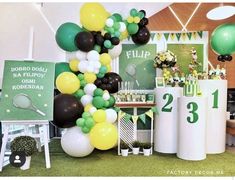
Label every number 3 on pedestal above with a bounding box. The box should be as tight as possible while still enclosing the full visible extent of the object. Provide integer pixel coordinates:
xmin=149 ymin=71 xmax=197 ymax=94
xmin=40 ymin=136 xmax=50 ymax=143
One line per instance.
xmin=187 ymin=102 xmax=198 ymax=123
xmin=162 ymin=93 xmax=173 ymax=112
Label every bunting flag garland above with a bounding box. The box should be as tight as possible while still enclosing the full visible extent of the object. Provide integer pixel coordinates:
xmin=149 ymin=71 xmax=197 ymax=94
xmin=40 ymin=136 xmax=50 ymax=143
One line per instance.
xmin=157 ymin=33 xmax=162 ymax=41
xmin=197 ymin=31 xmax=203 ymax=38
xmin=176 ymin=33 xmax=181 ymax=41
xmin=150 ymin=32 xmax=155 ymax=41
xmin=181 ymin=33 xmax=187 ymax=41
xmin=116 ymin=107 xmax=158 ymax=125
xmin=187 ymin=32 xmax=192 ymax=40
xmin=192 ymin=32 xmax=197 ymax=39
xmin=164 ymin=33 xmax=170 ymax=41
xmin=170 ymin=33 xmax=175 ymax=40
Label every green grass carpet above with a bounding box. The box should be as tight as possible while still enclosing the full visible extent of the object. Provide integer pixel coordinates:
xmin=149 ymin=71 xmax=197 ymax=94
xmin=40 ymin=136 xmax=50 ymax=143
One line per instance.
xmin=1 ymin=139 xmax=235 ymax=176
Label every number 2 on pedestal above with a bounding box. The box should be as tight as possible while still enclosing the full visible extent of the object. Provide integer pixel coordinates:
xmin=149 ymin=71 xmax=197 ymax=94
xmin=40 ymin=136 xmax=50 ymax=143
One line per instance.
xmin=162 ymin=93 xmax=173 ymax=112
xmin=187 ymin=102 xmax=198 ymax=123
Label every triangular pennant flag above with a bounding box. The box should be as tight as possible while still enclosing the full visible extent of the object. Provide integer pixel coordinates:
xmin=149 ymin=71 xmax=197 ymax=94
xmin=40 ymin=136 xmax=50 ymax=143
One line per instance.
xmin=181 ymin=33 xmax=187 ymax=41
xmin=139 ymin=114 xmax=146 ymax=125
xmin=124 ymin=114 xmax=132 ymax=123
xmin=145 ymin=110 xmax=153 ymax=120
xmin=157 ymin=33 xmax=162 ymax=41
xmin=150 ymin=33 xmax=155 ymax=41
xmin=192 ymin=32 xmax=197 ymax=39
xmin=176 ymin=33 xmax=181 ymax=41
xmin=170 ymin=33 xmax=175 ymax=40
xmin=151 ymin=107 xmax=157 ymax=113
xmin=197 ymin=31 xmax=203 ymax=38
xmin=132 ymin=115 xmax=139 ymax=124
xmin=164 ymin=33 xmax=170 ymax=41
xmin=187 ymin=32 xmax=192 ymax=40
xmin=114 ymin=107 xmax=120 ymax=112
xmin=118 ymin=111 xmax=126 ymax=120
xmin=127 ymin=35 xmax=131 ymax=41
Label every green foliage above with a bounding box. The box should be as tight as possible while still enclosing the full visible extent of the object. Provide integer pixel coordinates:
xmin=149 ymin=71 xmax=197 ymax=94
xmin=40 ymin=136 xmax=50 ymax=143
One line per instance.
xmin=120 ymin=141 xmax=129 ymax=149
xmin=132 ymin=141 xmax=140 ymax=148
xmin=141 ymin=142 xmax=152 ymax=149
xmin=10 ymin=136 xmax=37 ymax=156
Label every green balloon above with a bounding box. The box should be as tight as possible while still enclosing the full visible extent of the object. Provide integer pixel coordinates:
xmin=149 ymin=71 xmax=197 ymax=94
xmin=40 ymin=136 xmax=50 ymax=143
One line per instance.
xmin=97 ymin=72 xmax=105 ymax=78
xmin=108 ymin=95 xmax=116 ymax=107
xmin=210 ymin=23 xmax=235 ymax=55
xmin=92 ymin=96 xmax=105 ymax=109
xmin=104 ymin=100 xmax=110 ymax=108
xmin=138 ymin=11 xmax=145 ymax=19
xmin=80 ymin=80 xmax=87 ymax=87
xmin=55 ymin=22 xmax=82 ymax=52
xmin=82 ymin=112 xmax=91 ymax=119
xmin=77 ymin=74 xmax=84 ymax=80
xmin=99 ymin=66 xmax=107 ymax=74
xmin=76 ymin=118 xmax=85 ymax=127
xmin=113 ymin=13 xmax=123 ymax=22
xmin=127 ymin=23 xmax=139 ymax=35
xmin=85 ymin=117 xmax=95 ymax=128
xmin=107 ymin=27 xmax=115 ymax=34
xmin=55 ymin=62 xmax=71 ymax=79
xmin=82 ymin=126 xmax=90 ymax=134
xmin=94 ymin=45 xmax=101 ymax=53
xmin=94 ymin=88 xmax=104 ymax=96
xmin=73 ymin=89 xmax=85 ymax=99
xmin=104 ymin=40 xmax=112 ymax=49
xmin=113 ymin=22 xmax=120 ymax=30
xmin=130 ymin=8 xmax=138 ymax=16
xmin=114 ymin=31 xmax=121 ymax=38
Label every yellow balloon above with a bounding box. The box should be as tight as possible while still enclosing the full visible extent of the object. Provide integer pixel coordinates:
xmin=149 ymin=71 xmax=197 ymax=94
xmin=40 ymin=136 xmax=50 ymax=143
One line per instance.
xmin=89 ymin=122 xmax=118 ymax=150
xmin=69 ymin=58 xmax=80 ymax=72
xmin=100 ymin=53 xmax=111 ymax=65
xmin=56 ymin=72 xmax=80 ymax=94
xmin=80 ymin=3 xmax=108 ymax=31
xmin=84 ymin=72 xmax=97 ymax=83
xmin=134 ymin=17 xmax=140 ymax=23
xmin=84 ymin=104 xmax=93 ymax=112
xmin=93 ymin=109 xmax=106 ymax=123
xmin=120 ymin=30 xmax=129 ymax=40
xmin=106 ymin=65 xmax=111 ymax=72
xmin=127 ymin=16 xmax=134 ymax=23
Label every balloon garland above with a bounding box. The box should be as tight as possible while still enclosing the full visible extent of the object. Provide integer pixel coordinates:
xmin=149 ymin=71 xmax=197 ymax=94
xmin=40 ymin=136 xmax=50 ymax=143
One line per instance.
xmin=53 ymin=3 xmax=150 ymax=157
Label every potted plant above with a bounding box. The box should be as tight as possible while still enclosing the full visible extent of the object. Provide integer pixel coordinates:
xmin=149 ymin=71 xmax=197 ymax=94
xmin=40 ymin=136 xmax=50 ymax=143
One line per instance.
xmin=10 ymin=136 xmax=37 ymax=170
xmin=141 ymin=142 xmax=152 ymax=156
xmin=120 ymin=141 xmax=129 ymax=157
xmin=132 ymin=141 xmax=140 ymax=155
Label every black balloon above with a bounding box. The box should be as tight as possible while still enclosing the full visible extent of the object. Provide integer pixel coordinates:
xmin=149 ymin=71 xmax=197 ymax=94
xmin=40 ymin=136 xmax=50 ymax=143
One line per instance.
xmin=100 ymin=46 xmax=108 ymax=54
xmin=228 ymin=55 xmax=233 ymax=61
xmin=131 ymin=26 xmax=150 ymax=45
xmin=139 ymin=18 xmax=149 ymax=27
xmin=111 ymin=37 xmax=120 ymax=45
xmin=94 ymin=78 xmax=102 ymax=86
xmin=95 ymin=34 xmax=104 ymax=46
xmin=217 ymin=55 xmax=224 ymax=61
xmin=53 ymin=94 xmax=84 ymax=128
xmin=224 ymin=54 xmax=233 ymax=61
xmin=104 ymin=33 xmax=111 ymax=40
xmin=75 ymin=31 xmax=95 ymax=52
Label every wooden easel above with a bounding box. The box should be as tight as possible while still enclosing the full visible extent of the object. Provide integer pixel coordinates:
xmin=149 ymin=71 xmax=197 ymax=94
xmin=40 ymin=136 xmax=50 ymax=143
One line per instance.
xmin=0 ymin=120 xmax=51 ymax=171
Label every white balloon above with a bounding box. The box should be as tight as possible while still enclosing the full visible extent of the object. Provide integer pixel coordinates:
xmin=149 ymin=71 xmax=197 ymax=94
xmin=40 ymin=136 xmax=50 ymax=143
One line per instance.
xmin=105 ymin=109 xmax=118 ymax=123
xmin=93 ymin=61 xmax=101 ymax=69
xmin=61 ymin=126 xmax=94 ymax=157
xmin=84 ymin=83 xmax=97 ymax=96
xmin=66 ymin=52 xmax=77 ymax=62
xmin=76 ymin=50 xmax=87 ymax=61
xmin=87 ymin=50 xmax=100 ymax=62
xmin=89 ymin=107 xmax=97 ymax=115
xmin=87 ymin=65 xmax=95 ymax=73
xmin=103 ymin=92 xmax=110 ymax=101
xmin=81 ymin=95 xmax=93 ymax=106
xmin=106 ymin=18 xmax=114 ymax=27
xmin=119 ymin=22 xmax=126 ymax=32
xmin=78 ymin=61 xmax=88 ymax=73
xmin=94 ymin=68 xmax=100 ymax=74
xmin=108 ymin=44 xmax=122 ymax=59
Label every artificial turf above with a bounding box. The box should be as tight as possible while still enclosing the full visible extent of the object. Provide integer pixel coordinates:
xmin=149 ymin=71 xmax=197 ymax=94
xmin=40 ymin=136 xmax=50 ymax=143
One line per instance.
xmin=1 ymin=139 xmax=235 ymax=176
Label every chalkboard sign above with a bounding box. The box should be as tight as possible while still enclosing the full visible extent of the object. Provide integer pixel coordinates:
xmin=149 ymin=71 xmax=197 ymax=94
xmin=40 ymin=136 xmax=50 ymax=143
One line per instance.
xmin=0 ymin=60 xmax=55 ymax=121
xmin=119 ymin=44 xmax=157 ymax=89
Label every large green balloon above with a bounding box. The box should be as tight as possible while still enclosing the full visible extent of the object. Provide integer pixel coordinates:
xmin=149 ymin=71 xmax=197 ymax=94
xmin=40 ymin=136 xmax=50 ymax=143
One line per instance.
xmin=55 ymin=62 xmax=71 ymax=79
xmin=92 ymin=96 xmax=105 ymax=109
xmin=127 ymin=23 xmax=139 ymax=35
xmin=55 ymin=22 xmax=82 ymax=52
xmin=210 ymin=23 xmax=235 ymax=55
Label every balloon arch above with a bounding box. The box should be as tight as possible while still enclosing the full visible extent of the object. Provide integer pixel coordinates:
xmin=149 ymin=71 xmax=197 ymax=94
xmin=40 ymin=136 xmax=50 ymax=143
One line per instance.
xmin=53 ymin=3 xmax=151 ymax=157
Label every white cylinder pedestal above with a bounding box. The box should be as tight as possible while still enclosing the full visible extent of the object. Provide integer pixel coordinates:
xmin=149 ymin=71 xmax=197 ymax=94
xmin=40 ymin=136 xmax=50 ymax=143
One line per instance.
xmin=154 ymin=87 xmax=183 ymax=153
xmin=177 ymin=96 xmax=207 ymax=161
xmin=199 ymin=80 xmax=227 ymax=154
